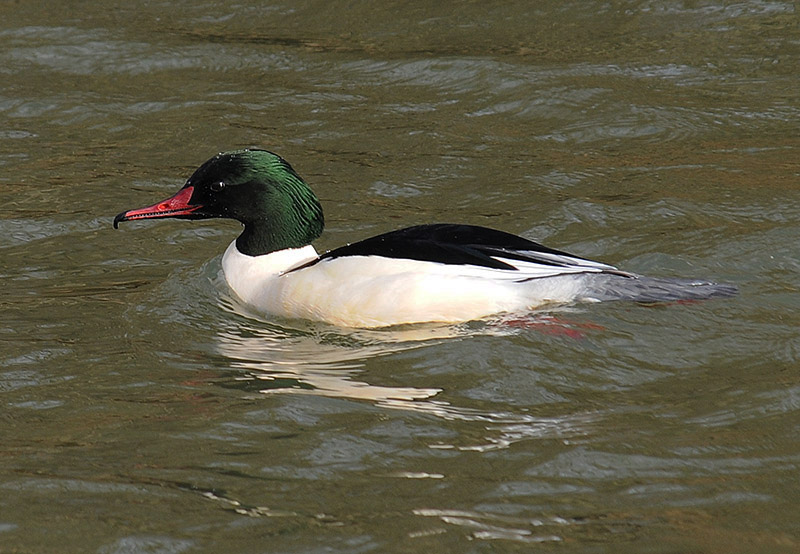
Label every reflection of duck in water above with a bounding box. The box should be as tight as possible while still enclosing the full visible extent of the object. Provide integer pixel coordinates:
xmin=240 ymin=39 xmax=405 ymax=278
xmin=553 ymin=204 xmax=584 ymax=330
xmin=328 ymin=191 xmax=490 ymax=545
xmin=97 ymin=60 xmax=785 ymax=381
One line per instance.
xmin=114 ymin=149 xmax=735 ymax=328
xmin=213 ymin=319 xmax=592 ymax=451
xmin=212 ymin=318 xmax=444 ymax=406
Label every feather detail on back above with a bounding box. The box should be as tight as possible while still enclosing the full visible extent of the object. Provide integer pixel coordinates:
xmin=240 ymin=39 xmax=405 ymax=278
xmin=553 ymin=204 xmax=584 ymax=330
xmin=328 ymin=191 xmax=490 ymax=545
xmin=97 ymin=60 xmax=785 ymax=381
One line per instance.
xmin=291 ymin=223 xmax=629 ymax=279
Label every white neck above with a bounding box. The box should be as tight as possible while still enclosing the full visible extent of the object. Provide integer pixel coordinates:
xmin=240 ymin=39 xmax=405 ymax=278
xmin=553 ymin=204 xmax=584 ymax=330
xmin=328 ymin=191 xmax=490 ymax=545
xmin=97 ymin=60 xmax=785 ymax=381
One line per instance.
xmin=221 ymin=240 xmax=318 ymax=307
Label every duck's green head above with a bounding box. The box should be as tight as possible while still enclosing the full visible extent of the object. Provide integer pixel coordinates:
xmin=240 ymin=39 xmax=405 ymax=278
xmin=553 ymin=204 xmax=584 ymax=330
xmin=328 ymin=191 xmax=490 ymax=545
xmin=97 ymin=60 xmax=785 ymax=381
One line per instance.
xmin=114 ymin=149 xmax=324 ymax=256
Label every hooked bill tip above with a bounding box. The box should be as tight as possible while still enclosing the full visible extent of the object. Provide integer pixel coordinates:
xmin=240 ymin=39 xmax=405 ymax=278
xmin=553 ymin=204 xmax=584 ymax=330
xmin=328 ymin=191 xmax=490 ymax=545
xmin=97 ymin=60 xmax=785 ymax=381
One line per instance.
xmin=112 ymin=212 xmax=128 ymax=229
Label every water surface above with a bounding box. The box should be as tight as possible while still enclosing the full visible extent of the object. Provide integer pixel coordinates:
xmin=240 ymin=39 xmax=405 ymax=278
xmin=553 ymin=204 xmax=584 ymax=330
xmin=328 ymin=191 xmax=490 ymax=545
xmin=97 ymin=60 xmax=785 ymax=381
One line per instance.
xmin=1 ymin=1 xmax=799 ymax=552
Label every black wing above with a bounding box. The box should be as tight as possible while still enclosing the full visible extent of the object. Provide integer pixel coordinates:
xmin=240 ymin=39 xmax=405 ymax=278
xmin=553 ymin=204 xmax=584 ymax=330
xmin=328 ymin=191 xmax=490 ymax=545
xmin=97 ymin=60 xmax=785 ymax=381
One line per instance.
xmin=313 ymin=223 xmax=594 ymax=270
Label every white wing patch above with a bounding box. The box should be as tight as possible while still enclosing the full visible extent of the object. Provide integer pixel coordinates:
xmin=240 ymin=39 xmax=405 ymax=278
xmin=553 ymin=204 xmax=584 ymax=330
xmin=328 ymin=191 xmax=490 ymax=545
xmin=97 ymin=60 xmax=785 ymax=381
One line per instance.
xmin=489 ymin=250 xmax=619 ymax=281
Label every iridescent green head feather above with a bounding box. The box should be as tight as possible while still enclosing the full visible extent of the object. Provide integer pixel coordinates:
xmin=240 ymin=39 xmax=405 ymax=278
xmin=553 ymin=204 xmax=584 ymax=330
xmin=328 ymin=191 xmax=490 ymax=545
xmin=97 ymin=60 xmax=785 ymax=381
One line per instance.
xmin=184 ymin=149 xmax=324 ymax=255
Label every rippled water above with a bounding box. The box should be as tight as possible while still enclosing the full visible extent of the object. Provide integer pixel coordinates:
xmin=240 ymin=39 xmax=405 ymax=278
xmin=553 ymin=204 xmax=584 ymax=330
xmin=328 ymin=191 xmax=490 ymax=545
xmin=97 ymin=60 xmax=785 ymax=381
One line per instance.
xmin=2 ymin=1 xmax=799 ymax=552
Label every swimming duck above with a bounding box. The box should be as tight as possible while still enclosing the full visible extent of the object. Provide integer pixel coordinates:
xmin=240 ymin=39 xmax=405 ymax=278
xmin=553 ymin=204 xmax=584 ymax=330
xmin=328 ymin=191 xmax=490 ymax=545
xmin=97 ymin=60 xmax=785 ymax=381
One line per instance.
xmin=114 ymin=149 xmax=735 ymax=328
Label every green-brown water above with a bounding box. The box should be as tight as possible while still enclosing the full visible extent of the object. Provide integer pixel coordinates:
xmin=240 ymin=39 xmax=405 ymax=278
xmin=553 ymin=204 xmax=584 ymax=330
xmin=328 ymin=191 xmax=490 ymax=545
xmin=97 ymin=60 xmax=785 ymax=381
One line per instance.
xmin=2 ymin=2 xmax=799 ymax=552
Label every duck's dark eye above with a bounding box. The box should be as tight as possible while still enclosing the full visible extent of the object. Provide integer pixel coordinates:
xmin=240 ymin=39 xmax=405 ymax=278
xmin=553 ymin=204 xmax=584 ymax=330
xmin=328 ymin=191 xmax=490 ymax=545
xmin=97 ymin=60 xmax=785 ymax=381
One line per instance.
xmin=210 ymin=181 xmax=226 ymax=192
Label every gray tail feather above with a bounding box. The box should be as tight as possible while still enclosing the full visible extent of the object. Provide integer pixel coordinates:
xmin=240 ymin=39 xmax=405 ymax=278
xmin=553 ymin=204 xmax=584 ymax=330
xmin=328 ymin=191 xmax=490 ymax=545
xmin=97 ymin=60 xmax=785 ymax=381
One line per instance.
xmin=579 ymin=273 xmax=738 ymax=303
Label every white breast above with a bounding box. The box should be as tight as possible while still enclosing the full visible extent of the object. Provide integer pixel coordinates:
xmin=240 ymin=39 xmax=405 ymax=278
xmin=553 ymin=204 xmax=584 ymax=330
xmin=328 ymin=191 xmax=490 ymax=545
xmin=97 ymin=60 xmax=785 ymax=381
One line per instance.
xmin=221 ymin=240 xmax=318 ymax=313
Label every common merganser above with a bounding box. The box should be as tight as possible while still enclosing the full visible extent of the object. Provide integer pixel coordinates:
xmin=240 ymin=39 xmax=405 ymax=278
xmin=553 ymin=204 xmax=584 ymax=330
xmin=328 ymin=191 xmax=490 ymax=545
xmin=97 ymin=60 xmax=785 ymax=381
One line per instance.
xmin=113 ymin=149 xmax=736 ymax=328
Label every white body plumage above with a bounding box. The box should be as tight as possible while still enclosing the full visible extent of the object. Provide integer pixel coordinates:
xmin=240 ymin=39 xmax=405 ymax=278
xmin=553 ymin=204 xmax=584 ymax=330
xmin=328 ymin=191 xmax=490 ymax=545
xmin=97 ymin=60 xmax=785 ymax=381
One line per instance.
xmin=221 ymin=240 xmax=612 ymax=327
